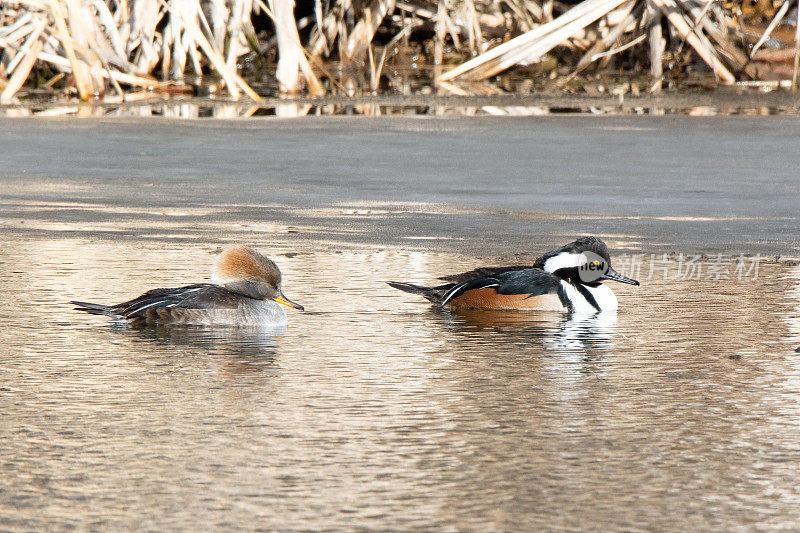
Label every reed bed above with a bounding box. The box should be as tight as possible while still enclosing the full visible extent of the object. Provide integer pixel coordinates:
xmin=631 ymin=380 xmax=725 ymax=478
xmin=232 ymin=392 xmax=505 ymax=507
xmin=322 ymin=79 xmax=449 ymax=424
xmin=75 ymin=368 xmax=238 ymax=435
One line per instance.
xmin=1 ymin=0 xmax=798 ymax=103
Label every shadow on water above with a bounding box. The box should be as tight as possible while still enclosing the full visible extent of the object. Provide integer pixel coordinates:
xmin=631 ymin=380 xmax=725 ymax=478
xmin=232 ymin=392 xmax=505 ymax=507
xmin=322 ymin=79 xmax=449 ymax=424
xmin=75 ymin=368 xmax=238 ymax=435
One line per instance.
xmin=109 ymin=322 xmax=283 ymax=369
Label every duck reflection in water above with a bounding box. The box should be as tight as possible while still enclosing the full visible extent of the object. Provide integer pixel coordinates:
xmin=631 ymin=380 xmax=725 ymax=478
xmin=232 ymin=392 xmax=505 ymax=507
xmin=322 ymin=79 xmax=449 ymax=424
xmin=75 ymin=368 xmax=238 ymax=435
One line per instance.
xmin=436 ymin=308 xmax=618 ymax=354
xmin=111 ymin=321 xmax=281 ymax=369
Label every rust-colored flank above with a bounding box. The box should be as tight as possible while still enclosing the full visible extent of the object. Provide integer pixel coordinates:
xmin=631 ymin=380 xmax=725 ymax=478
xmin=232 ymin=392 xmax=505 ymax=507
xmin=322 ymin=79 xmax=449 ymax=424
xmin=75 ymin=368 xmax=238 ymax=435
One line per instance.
xmin=447 ymin=288 xmax=564 ymax=311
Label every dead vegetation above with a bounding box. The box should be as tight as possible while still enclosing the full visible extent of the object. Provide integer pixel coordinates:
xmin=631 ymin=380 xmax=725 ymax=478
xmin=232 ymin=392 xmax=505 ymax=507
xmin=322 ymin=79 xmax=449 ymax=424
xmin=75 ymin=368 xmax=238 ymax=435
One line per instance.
xmin=0 ymin=0 xmax=799 ymax=103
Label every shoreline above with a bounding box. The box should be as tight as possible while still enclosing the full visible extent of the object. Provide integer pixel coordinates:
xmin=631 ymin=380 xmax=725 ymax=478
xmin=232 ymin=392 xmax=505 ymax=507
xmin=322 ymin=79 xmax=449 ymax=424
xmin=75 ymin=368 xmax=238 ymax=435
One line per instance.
xmin=3 ymin=90 xmax=800 ymax=117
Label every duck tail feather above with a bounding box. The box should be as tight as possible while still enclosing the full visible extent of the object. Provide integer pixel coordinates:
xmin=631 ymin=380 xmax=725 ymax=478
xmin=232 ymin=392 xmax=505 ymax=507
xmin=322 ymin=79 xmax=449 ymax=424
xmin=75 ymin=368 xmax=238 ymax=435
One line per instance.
xmin=71 ymin=300 xmax=117 ymax=316
xmin=386 ymin=282 xmax=444 ymax=303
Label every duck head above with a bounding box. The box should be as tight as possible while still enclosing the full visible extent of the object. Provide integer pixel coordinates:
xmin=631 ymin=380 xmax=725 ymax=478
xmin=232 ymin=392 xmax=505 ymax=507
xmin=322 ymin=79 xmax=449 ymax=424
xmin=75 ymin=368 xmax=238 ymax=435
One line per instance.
xmin=533 ymin=236 xmax=640 ymax=287
xmin=212 ymin=246 xmax=304 ymax=310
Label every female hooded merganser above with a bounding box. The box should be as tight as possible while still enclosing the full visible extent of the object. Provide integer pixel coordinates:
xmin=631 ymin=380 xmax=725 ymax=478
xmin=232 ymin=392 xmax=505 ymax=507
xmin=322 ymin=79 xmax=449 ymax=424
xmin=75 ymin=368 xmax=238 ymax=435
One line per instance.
xmin=72 ymin=246 xmax=304 ymax=327
xmin=388 ymin=236 xmax=639 ymax=313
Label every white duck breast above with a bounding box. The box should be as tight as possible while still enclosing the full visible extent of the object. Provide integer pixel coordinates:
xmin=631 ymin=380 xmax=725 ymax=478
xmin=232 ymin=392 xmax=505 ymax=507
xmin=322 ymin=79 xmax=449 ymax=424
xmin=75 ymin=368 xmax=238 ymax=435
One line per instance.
xmin=238 ymin=299 xmax=288 ymax=326
xmin=559 ymin=281 xmax=619 ymax=313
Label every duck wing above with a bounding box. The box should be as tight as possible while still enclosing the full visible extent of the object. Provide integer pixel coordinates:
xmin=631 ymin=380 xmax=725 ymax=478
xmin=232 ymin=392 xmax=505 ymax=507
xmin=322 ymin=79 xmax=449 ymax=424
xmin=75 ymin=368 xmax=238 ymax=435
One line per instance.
xmin=72 ymin=283 xmax=238 ymax=319
xmin=436 ymin=265 xmax=531 ymax=284
xmin=440 ymin=269 xmax=568 ymax=310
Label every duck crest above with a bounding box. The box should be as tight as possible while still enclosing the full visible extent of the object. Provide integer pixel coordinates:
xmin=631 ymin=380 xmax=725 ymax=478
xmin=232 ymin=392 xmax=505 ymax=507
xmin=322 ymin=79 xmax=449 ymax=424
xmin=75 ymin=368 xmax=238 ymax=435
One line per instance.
xmin=212 ymin=246 xmax=281 ymax=287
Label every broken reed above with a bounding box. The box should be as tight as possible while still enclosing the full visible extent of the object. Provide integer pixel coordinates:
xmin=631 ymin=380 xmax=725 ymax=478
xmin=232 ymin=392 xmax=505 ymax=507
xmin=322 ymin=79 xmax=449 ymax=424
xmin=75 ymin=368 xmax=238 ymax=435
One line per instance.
xmin=0 ymin=0 xmax=798 ymax=103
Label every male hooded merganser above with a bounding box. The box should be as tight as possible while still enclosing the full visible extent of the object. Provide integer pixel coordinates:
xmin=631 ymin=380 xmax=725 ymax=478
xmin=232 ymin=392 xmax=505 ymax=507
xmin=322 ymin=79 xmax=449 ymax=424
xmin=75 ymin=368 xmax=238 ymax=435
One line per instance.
xmin=388 ymin=236 xmax=639 ymax=313
xmin=72 ymin=246 xmax=304 ymax=326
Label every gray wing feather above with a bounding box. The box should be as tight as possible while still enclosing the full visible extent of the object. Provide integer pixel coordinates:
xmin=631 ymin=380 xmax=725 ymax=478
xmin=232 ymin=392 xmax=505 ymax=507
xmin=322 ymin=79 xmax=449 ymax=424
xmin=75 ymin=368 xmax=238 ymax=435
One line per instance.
xmin=73 ymin=283 xmax=241 ymax=320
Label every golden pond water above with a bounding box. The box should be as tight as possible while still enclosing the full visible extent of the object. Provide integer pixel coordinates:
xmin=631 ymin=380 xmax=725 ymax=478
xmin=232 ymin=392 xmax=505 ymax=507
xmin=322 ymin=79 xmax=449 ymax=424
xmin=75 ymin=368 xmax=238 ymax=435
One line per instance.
xmin=2 ymin=227 xmax=800 ymax=530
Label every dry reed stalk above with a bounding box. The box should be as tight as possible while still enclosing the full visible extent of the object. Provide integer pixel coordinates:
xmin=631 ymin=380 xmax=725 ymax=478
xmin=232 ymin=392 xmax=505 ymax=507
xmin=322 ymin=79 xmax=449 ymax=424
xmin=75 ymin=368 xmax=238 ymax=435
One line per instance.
xmin=309 ymin=0 xmax=353 ymax=59
xmin=0 ymin=36 xmax=42 ymax=102
xmin=88 ymin=36 xmax=125 ymax=96
xmin=649 ymin=0 xmax=734 ymax=84
xmin=504 ymin=0 xmax=537 ymax=32
xmin=436 ymin=1 xmax=462 ymax=52
xmin=188 ymin=18 xmax=257 ymax=99
xmin=89 ymin=0 xmax=124 ymax=58
xmin=2 ymin=0 xmax=794 ymax=102
xmin=438 ymin=0 xmax=631 ymax=81
xmin=648 ymin=1 xmax=663 ymax=90
xmin=394 ymin=2 xmax=433 ymax=18
xmin=254 ymin=0 xmax=323 ymax=95
xmin=750 ymin=0 xmax=791 ymax=57
xmin=677 ymin=0 xmax=748 ymax=71
xmin=5 ymin=17 xmax=44 ymax=74
xmin=591 ymin=32 xmax=645 ymax=61
xmin=267 ymin=0 xmax=302 ymax=92
xmin=437 ymin=79 xmax=468 ymax=95
xmin=34 ymin=48 xmax=162 ymax=87
xmin=572 ymin=1 xmax=638 ymax=72
xmin=793 ymin=0 xmax=799 ymax=89
xmin=433 ymin=0 xmax=444 ymax=84
xmin=48 ymin=0 xmax=92 ymax=99
xmin=313 ymin=0 xmax=325 ymax=52
xmin=169 ymin=0 xmax=261 ymax=100
xmin=752 ymin=47 xmax=798 ymax=61
xmin=370 ymin=17 xmax=422 ymax=92
xmin=105 ymin=66 xmax=158 ymax=86
xmin=205 ymin=0 xmax=229 ymax=51
xmin=460 ymin=0 xmax=483 ymax=53
xmin=342 ymin=0 xmax=395 ymax=62
xmin=471 ymin=0 xmax=632 ymax=79
xmin=224 ymin=0 xmax=244 ymax=70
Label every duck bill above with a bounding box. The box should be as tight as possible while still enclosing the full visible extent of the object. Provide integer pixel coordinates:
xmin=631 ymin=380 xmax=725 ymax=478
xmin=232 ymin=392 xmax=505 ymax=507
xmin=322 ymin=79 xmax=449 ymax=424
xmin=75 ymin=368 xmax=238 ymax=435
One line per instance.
xmin=601 ymin=266 xmax=640 ymax=286
xmin=273 ymin=293 xmax=304 ymax=310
